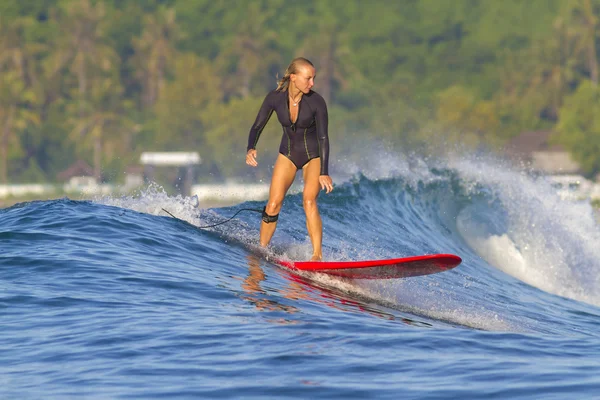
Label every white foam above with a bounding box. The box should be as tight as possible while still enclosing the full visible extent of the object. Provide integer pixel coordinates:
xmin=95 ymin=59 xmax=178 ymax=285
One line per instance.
xmin=451 ymin=156 xmax=600 ymax=306
xmin=288 ymin=270 xmax=516 ymax=331
xmin=95 ymin=182 xmax=209 ymax=226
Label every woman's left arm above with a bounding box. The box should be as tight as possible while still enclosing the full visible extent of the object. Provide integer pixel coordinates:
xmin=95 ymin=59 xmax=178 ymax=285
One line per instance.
xmin=316 ymin=96 xmax=333 ymax=193
xmin=315 ymin=96 xmax=330 ymax=176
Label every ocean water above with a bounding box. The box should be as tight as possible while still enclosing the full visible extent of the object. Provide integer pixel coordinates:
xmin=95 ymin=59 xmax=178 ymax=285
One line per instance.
xmin=2 ymin=154 xmax=600 ymax=399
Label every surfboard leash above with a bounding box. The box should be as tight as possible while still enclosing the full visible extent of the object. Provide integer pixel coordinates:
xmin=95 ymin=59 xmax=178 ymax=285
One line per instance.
xmin=161 ymin=207 xmax=263 ymax=229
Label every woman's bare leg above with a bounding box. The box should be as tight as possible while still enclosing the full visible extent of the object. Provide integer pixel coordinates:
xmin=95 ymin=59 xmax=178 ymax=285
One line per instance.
xmin=260 ymin=154 xmax=297 ymax=247
xmin=302 ymin=158 xmax=323 ymax=261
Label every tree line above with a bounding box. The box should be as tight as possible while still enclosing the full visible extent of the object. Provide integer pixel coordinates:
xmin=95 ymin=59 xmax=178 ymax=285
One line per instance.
xmin=2 ymin=0 xmax=600 ymax=185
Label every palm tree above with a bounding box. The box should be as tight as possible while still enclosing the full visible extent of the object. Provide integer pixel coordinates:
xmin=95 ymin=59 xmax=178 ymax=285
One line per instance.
xmin=216 ymin=3 xmax=280 ymax=98
xmin=67 ymin=74 xmax=132 ymax=181
xmin=153 ymin=52 xmax=222 ymax=150
xmin=296 ymin=2 xmax=358 ymax=105
xmin=131 ymin=6 xmax=182 ymax=108
xmin=299 ymin=23 xmax=352 ymax=105
xmin=570 ymin=0 xmax=598 ymax=86
xmin=0 ymin=72 xmax=40 ymax=184
xmin=0 ymin=17 xmax=41 ymax=183
xmin=48 ymin=0 xmax=118 ymax=115
xmin=46 ymin=0 xmax=121 ymax=181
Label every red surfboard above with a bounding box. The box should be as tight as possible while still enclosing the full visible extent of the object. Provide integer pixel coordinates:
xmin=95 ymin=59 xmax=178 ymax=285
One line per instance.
xmin=275 ymin=253 xmax=462 ymax=280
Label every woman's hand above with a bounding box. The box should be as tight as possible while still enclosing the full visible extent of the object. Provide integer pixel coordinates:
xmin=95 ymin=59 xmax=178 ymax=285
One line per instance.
xmin=319 ymin=175 xmax=333 ymax=193
xmin=246 ymin=149 xmax=258 ymax=167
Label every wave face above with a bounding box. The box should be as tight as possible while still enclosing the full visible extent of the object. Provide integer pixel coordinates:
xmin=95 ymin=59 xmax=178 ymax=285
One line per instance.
xmin=2 ymin=154 xmax=600 ymax=398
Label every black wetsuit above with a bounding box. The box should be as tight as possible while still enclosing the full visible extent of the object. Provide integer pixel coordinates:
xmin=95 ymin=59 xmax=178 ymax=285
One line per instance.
xmin=247 ymin=89 xmax=330 ymax=175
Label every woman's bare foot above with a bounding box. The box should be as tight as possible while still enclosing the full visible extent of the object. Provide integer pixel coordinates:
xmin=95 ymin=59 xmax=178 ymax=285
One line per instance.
xmin=310 ymin=254 xmax=322 ymax=261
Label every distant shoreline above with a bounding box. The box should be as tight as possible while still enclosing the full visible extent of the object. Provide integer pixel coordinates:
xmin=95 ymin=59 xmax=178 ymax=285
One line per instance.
xmin=0 ymin=196 xmax=62 ymax=209
xmin=0 ymin=182 xmax=274 ymax=210
xmin=0 ymin=196 xmax=240 ymax=210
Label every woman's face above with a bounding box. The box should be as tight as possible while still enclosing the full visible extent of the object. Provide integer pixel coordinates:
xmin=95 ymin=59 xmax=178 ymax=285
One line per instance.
xmin=291 ymin=65 xmax=316 ymax=93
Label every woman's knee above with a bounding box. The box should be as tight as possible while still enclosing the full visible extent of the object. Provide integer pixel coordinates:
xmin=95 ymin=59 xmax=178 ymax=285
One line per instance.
xmin=303 ymin=197 xmax=318 ymax=211
xmin=265 ymin=199 xmax=283 ymax=215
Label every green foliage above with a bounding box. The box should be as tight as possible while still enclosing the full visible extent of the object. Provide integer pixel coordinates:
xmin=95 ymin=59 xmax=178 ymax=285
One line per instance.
xmin=555 ymin=80 xmax=600 ymax=177
xmin=201 ymin=96 xmax=279 ymax=180
xmin=435 ymin=85 xmax=501 ymax=147
xmin=153 ymin=52 xmax=222 ymax=148
xmin=3 ymin=0 xmax=600 ymax=184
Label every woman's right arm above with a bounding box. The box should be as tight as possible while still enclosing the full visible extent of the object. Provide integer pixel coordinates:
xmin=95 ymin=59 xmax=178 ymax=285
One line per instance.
xmin=247 ymin=92 xmax=275 ymax=152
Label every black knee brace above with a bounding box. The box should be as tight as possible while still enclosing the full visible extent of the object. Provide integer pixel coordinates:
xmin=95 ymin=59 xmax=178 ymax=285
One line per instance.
xmin=262 ymin=206 xmax=279 ymax=223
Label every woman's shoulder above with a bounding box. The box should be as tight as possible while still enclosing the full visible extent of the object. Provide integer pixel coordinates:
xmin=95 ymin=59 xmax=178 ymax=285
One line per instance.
xmin=265 ymin=89 xmax=285 ymax=102
xmin=305 ymin=90 xmax=327 ymax=107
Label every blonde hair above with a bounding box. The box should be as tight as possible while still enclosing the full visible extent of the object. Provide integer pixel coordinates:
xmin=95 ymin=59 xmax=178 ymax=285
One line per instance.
xmin=276 ymin=57 xmax=315 ymax=92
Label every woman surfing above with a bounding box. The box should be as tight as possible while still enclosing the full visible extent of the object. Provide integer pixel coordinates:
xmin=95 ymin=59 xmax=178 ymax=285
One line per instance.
xmin=246 ymin=57 xmax=333 ymax=261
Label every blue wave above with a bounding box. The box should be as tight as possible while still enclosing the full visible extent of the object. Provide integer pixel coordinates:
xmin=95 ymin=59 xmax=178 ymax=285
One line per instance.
xmin=2 ymin=156 xmax=600 ymax=398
